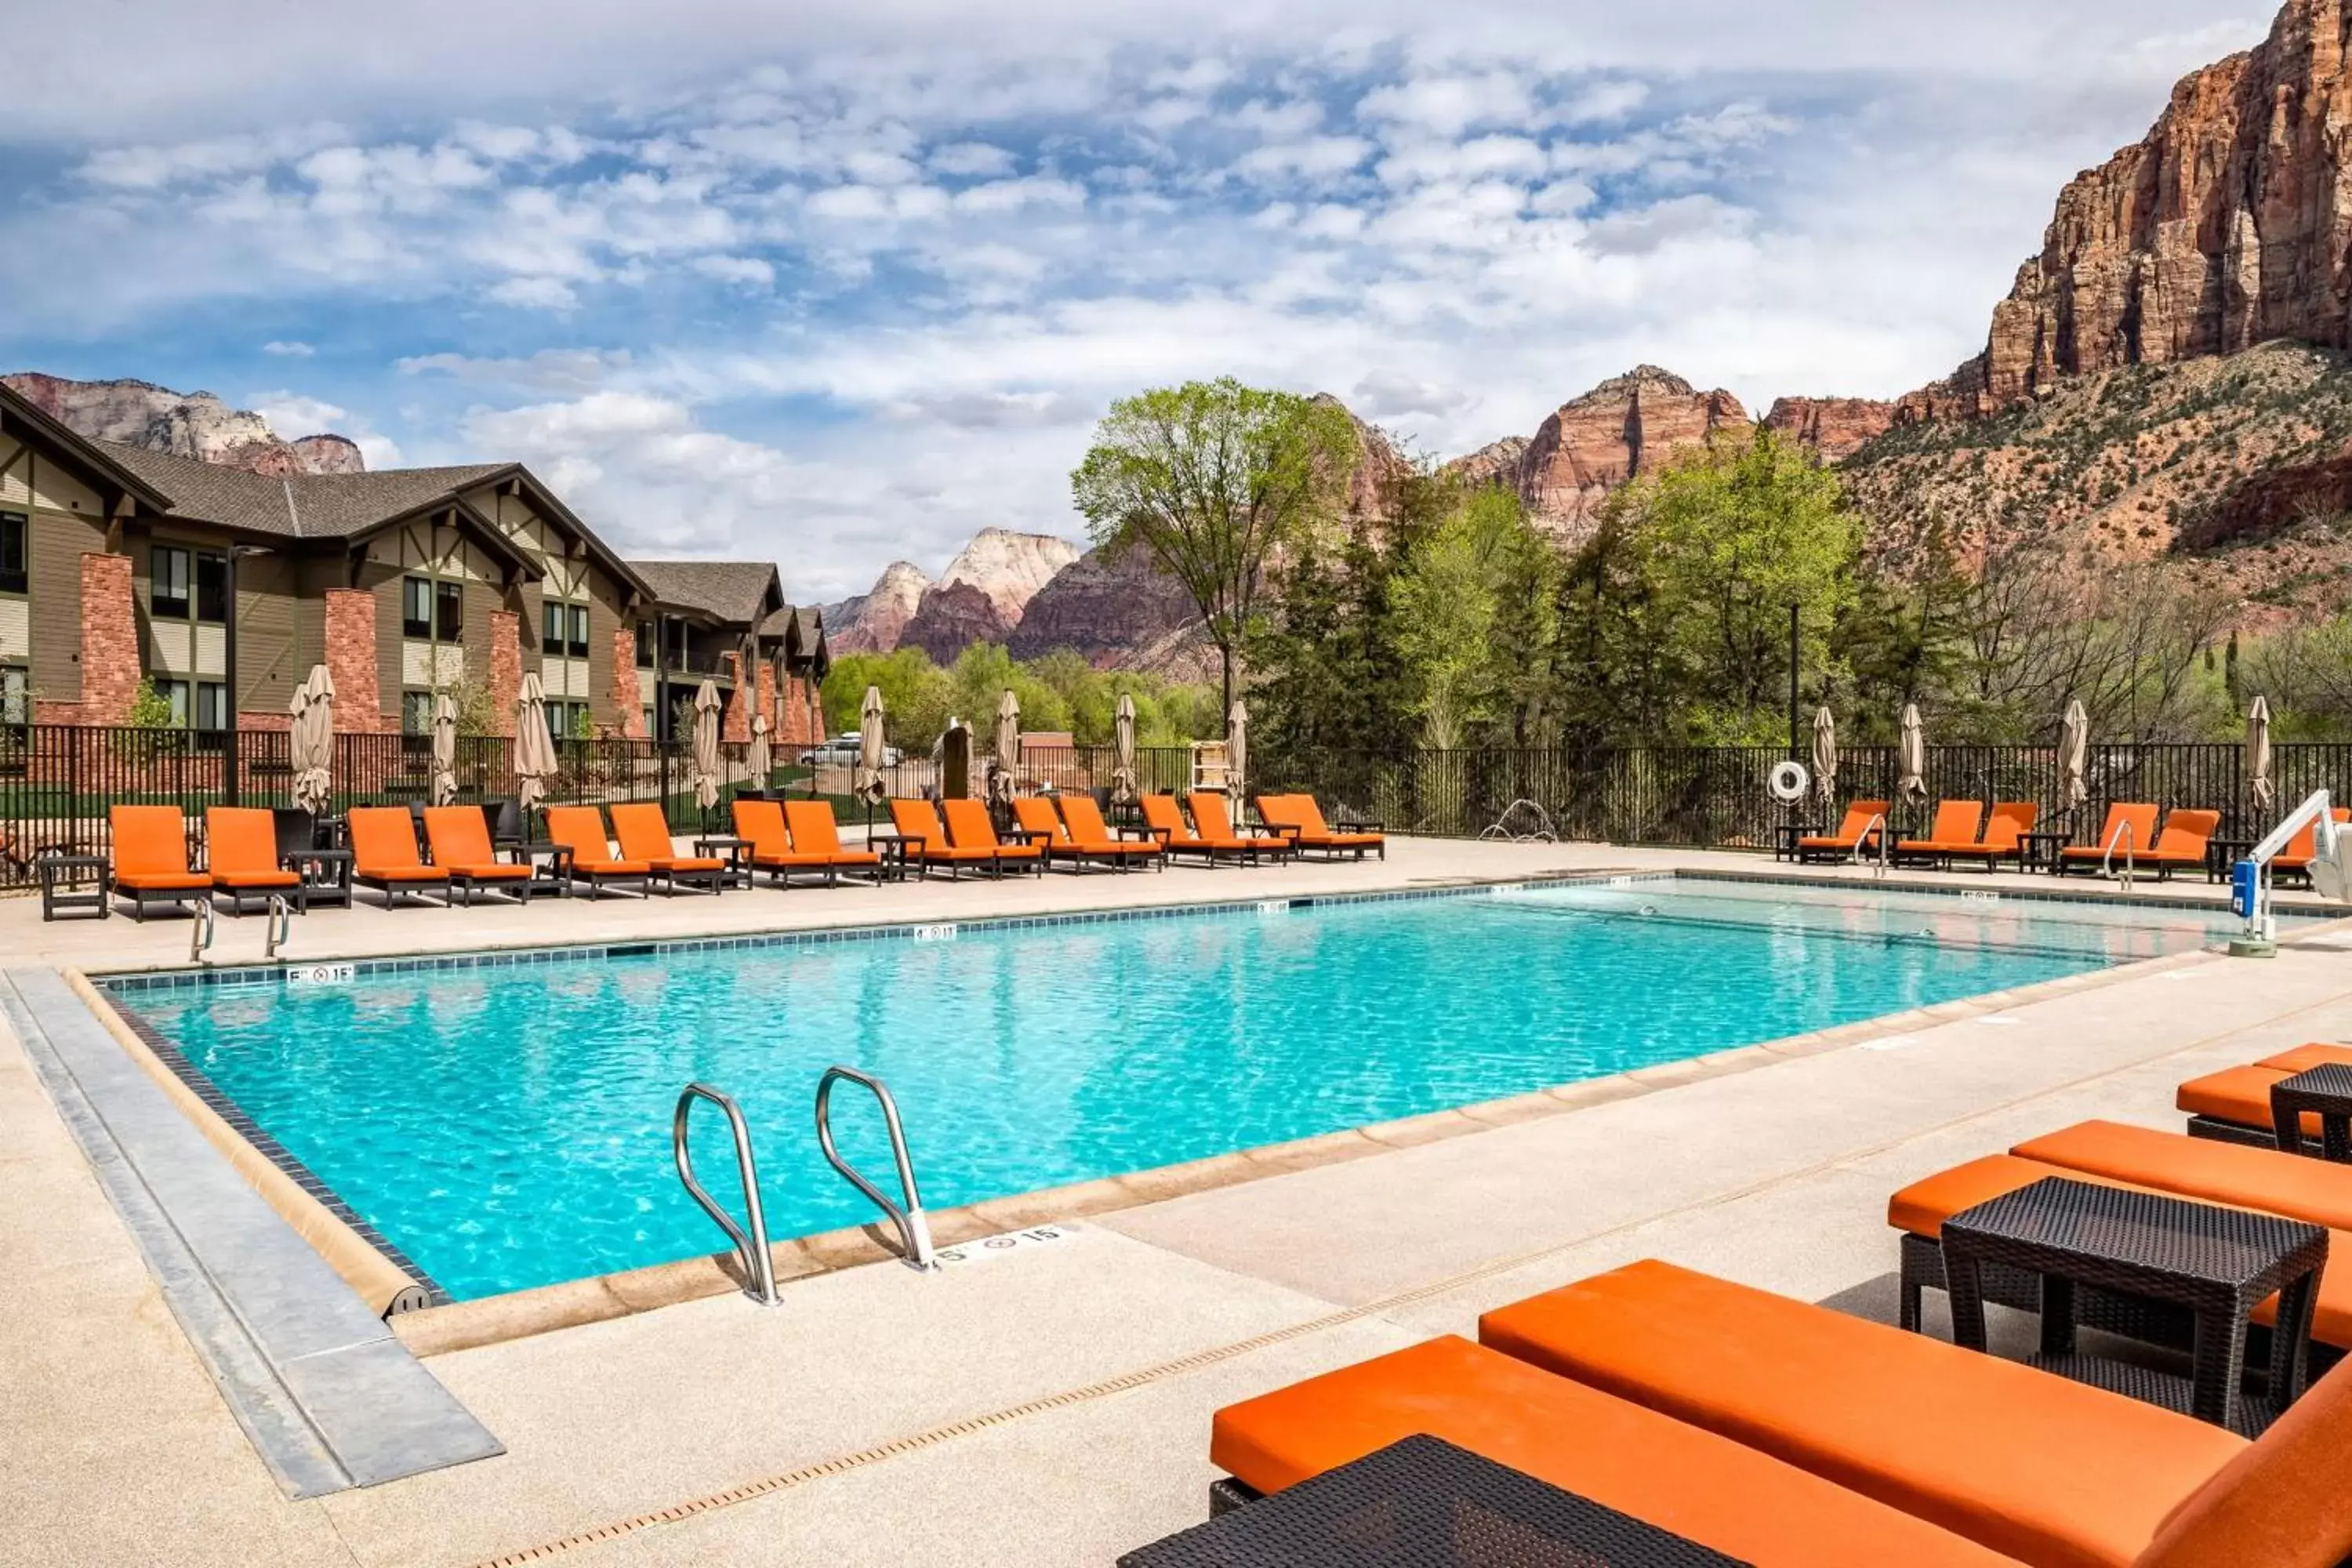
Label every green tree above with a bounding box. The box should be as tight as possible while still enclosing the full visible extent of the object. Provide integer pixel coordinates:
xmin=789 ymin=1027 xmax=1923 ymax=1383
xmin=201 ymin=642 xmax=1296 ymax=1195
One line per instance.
xmin=125 ymin=677 xmax=178 ymax=730
xmin=1072 ymin=379 xmax=1359 ymax=715
xmin=1390 ymin=486 xmax=1555 ymax=749
xmin=821 ymin=648 xmax=954 ymax=746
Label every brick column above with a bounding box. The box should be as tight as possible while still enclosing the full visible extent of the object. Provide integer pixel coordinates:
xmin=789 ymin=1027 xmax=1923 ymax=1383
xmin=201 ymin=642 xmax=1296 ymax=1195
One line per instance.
xmin=778 ymin=675 xmax=822 ymax=746
xmin=754 ymin=657 xmax=779 ymax=735
xmin=487 ymin=609 xmax=520 ymax=738
xmin=325 ymin=589 xmax=382 ymax=732
xmin=610 ymin=629 xmax=646 ymax=738
xmin=720 ymin=651 xmax=753 ymax=742
xmin=76 ymin=553 xmax=140 ymax=724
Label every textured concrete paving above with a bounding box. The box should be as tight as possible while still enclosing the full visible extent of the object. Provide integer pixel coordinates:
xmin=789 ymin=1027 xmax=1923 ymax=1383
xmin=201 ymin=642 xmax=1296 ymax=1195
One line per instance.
xmin=5 ymin=841 xmax=2350 ymax=1566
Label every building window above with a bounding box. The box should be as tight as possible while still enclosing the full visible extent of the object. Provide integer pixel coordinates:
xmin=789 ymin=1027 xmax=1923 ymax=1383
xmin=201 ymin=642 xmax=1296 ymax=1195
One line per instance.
xmin=640 ymin=706 xmax=655 ymax=736
xmin=194 ymin=682 xmax=228 ymax=732
xmin=635 ymin=620 xmax=655 ymax=669
xmin=194 ymin=552 xmax=227 ymax=624
xmin=151 ymin=677 xmax=190 ymax=725
xmin=545 ymin=700 xmax=590 ymax=739
xmin=403 ymin=577 xmax=463 ymax=641
xmin=543 ymin=603 xmax=591 ymax=659
xmin=542 ymin=603 xmax=565 ymax=656
xmin=1 ymin=665 xmax=27 ymax=726
xmin=401 ymin=690 xmax=434 ymax=735
xmin=567 ymin=604 xmax=590 ymax=659
xmin=0 ymin=513 xmax=27 ymax=596
xmin=153 ymin=546 xmax=192 ymax=619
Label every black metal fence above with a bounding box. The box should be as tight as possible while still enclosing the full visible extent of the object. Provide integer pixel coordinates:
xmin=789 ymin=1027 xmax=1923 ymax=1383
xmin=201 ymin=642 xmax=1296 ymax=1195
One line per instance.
xmin=5 ymin=724 xmax=2341 ymax=887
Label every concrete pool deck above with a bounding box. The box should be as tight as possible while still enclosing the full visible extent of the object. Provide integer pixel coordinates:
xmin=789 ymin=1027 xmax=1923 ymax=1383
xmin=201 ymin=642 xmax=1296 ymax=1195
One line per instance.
xmin=5 ymin=835 xmax=2352 ymax=1565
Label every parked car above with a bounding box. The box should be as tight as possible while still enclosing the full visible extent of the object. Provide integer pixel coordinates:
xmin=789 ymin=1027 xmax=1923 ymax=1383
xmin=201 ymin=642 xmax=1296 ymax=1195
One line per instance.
xmin=799 ymin=731 xmax=902 ymax=768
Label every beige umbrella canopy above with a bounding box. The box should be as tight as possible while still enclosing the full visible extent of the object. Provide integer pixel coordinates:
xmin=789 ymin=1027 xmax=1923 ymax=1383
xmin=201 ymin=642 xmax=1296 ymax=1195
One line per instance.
xmin=1809 ymin=706 xmax=1838 ymax=808
xmin=856 ymin=685 xmax=887 ymax=804
xmin=2246 ymin=695 xmax=2274 ymax=815
xmin=514 ymin=671 xmax=559 ymax=814
xmin=1111 ymin=691 xmax=1138 ymax=805
xmin=2059 ymin=699 xmax=2090 ymax=815
xmin=1896 ymin=703 xmax=1928 ymax=808
xmin=288 ymin=665 xmax=335 ymax=813
xmin=430 ymin=692 xmax=459 ymax=806
xmin=992 ymin=688 xmax=1021 ymax=803
xmin=1226 ymin=697 xmax=1248 ymax=805
xmin=748 ymin=713 xmax=771 ymax=788
xmin=691 ymin=680 xmax=724 ymax=812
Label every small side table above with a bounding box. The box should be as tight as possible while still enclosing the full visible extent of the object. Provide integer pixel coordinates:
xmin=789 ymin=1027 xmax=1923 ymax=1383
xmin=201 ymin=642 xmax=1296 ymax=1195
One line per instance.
xmin=1773 ymin=822 xmax=1819 ymax=863
xmin=866 ymin=831 xmax=913 ymax=883
xmin=505 ymin=841 xmax=575 ymax=898
xmin=282 ymin=848 xmax=354 ymax=910
xmin=693 ymin=836 xmax=754 ymax=891
xmin=1121 ymin=1435 xmax=1744 ymax=1568
xmin=2273 ymin=1064 xmax=2352 ymax=1163
xmin=1944 ymin=1175 xmax=2326 ymax=1432
xmin=2019 ymin=831 xmax=2071 ymax=873
xmin=2209 ymin=837 xmax=2255 ymax=885
xmin=38 ymin=851 xmax=111 ymax=921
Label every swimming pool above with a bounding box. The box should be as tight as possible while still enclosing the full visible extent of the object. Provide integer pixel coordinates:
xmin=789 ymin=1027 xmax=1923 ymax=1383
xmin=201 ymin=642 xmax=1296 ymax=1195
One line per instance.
xmin=111 ymin=877 xmax=2263 ymax=1301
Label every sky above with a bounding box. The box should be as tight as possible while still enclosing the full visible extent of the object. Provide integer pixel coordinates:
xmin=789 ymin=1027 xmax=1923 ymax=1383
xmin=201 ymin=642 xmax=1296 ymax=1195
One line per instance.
xmin=0 ymin=0 xmax=2266 ymax=603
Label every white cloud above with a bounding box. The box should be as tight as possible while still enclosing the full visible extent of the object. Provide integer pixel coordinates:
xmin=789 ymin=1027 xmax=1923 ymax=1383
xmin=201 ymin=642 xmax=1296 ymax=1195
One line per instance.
xmin=691 ymin=253 xmax=775 ymax=286
xmin=1359 ymin=71 xmax=1534 ymax=138
xmin=398 ymin=347 xmax=634 ymax=391
xmin=1231 ymin=135 xmax=1374 ymax=181
xmin=260 ymin=339 xmax=315 ymax=356
xmin=928 ymin=140 xmax=1017 ymax=176
xmin=487 ymin=275 xmax=581 ymax=310
xmin=249 ymin=387 xmax=405 ymax=466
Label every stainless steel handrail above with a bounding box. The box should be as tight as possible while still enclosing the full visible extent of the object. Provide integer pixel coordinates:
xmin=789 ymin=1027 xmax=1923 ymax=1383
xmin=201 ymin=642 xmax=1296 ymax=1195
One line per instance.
xmin=189 ymin=895 xmax=216 ymax=964
xmin=1851 ymin=814 xmax=1888 ymax=878
xmin=673 ymin=1083 xmax=781 ymax=1305
xmin=264 ymin=895 xmax=292 ymax=960
xmin=815 ymin=1066 xmax=937 ymax=1272
xmin=2101 ymin=819 xmax=2138 ymax=887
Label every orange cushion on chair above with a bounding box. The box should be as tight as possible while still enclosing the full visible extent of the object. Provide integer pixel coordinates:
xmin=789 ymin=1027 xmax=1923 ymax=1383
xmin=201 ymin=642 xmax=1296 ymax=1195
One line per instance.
xmin=2016 ymin=1120 xmax=2352 ymax=1233
xmin=1209 ymin=1336 xmax=2024 ymax=1568
xmin=2259 ymin=1044 xmax=2352 ymax=1075
xmin=2176 ymin=1066 xmax=2321 ymax=1139
xmin=1478 ymin=1259 xmax=2244 ymax=1568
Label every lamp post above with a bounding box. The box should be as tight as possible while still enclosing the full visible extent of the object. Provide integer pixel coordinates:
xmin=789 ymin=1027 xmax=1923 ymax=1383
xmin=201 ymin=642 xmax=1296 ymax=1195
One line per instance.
xmin=222 ymin=544 xmax=271 ymax=806
xmin=1787 ymin=604 xmax=1801 ymax=760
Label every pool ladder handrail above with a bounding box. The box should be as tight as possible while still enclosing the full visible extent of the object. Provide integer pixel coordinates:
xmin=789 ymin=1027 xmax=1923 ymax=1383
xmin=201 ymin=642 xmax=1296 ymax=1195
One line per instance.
xmin=1852 ymin=813 xmax=1889 ymax=880
xmin=673 ymin=1083 xmax=781 ymax=1306
xmin=2100 ymin=818 xmax=2138 ymax=887
xmin=815 ymin=1065 xmax=937 ymax=1272
xmin=190 ymin=895 xmax=216 ymax=964
xmin=263 ymin=894 xmax=292 ymax=960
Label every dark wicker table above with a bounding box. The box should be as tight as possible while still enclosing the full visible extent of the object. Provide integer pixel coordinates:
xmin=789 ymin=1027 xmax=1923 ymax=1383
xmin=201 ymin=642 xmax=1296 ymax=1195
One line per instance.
xmin=2019 ymin=831 xmax=2071 ymax=873
xmin=1771 ymin=823 xmax=1818 ymax=864
xmin=865 ymin=830 xmax=914 ymax=883
xmin=37 ymin=851 xmax=111 ymax=921
xmin=693 ymin=835 xmax=755 ymax=891
xmin=1943 ymin=1175 xmax=2326 ymax=1432
xmin=282 ymin=848 xmax=354 ymax=909
xmin=1120 ymin=1436 xmax=1747 ymax=1567
xmin=2273 ymin=1064 xmax=2352 ymax=1163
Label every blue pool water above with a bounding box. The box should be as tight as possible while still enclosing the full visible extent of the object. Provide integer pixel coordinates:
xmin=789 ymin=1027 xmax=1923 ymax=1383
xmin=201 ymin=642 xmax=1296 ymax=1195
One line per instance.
xmin=118 ymin=878 xmax=2263 ymax=1300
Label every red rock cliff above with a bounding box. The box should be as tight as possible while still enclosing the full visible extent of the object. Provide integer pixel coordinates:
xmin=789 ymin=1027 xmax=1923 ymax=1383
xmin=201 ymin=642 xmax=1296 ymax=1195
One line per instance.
xmin=1516 ymin=367 xmax=1748 ymax=542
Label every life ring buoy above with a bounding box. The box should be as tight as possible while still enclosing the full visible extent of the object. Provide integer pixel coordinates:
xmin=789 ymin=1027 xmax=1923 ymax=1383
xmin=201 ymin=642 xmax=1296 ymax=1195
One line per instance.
xmin=1767 ymin=760 xmax=1809 ymax=804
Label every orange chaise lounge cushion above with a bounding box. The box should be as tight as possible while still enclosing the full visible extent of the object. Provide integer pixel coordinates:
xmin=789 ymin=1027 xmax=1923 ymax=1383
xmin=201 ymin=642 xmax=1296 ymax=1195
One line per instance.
xmin=1260 ymin=793 xmax=1382 ymax=848
xmin=110 ymin=804 xmax=210 ymax=890
xmin=1207 ymin=1334 xmax=2026 ymax=1568
xmin=2175 ymin=1044 xmax=2352 ymax=1138
xmin=1798 ymin=801 xmax=1888 ymax=851
xmin=205 ymin=807 xmax=300 ymax=889
xmin=1898 ymin=800 xmax=1986 ymax=855
xmin=1885 ymin=1153 xmax=2352 ymax=1348
xmin=347 ymin=808 xmax=448 ymax=880
xmin=545 ymin=806 xmax=650 ymax=874
xmin=732 ymin=799 xmax=827 ymax=869
xmin=1054 ymin=795 xmax=1160 ymax=860
xmin=2013 ymin=1119 xmax=2352 ymax=1232
xmin=421 ymin=807 xmax=533 ymax=882
xmin=942 ymin=797 xmax=1041 ymax=858
xmin=1476 ymin=1258 xmax=2247 ymax=1568
xmin=887 ymin=799 xmax=995 ymax=862
xmin=610 ymin=803 xmax=724 ymax=873
xmin=782 ymin=801 xmax=880 ymax=867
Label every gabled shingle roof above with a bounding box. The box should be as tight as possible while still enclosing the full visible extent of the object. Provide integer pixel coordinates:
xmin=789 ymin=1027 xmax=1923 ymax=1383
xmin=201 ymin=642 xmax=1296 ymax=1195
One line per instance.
xmin=633 ymin=560 xmax=782 ymax=626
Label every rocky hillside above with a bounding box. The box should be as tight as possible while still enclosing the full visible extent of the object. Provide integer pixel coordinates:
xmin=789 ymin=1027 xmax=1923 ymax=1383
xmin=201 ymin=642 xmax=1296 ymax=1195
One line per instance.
xmin=868 ymin=529 xmax=1080 ymax=663
xmin=1006 ymin=544 xmax=1212 ymax=680
xmin=1 ymin=372 xmax=365 ymax=475
xmin=826 ymin=561 xmax=930 ymax=653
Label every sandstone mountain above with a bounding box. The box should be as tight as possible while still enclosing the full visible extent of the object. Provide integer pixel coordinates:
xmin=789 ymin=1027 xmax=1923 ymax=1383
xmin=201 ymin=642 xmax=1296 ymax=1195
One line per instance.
xmin=1 ymin=372 xmax=365 ymax=476
xmin=826 ymin=560 xmax=931 ymax=654
xmin=1762 ymin=397 xmax=1897 ymax=463
xmin=859 ymin=529 xmax=1080 ymax=664
xmin=1006 ymin=544 xmax=1213 ymax=681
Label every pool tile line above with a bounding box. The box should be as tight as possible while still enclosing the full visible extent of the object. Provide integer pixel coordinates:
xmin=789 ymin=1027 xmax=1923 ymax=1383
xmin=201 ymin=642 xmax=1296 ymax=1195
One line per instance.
xmin=100 ymin=997 xmax=455 ymax=1309
xmin=89 ymin=871 xmax=1637 ymax=994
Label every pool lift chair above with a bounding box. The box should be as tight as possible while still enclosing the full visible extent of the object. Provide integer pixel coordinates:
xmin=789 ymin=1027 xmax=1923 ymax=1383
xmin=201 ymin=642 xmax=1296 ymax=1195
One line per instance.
xmin=673 ymin=1065 xmax=938 ymax=1308
xmin=2234 ymin=788 xmax=2350 ymax=957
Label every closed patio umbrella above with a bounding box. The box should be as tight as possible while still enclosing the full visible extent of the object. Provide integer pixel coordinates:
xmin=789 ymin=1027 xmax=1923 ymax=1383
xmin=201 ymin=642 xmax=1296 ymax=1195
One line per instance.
xmin=747 ymin=713 xmax=771 ymax=788
xmin=1226 ymin=696 xmax=1247 ymax=806
xmin=2059 ymin=699 xmax=2089 ymax=815
xmin=430 ymin=692 xmax=459 ymax=806
xmin=691 ymin=679 xmax=723 ymax=812
xmin=992 ymin=688 xmax=1021 ymax=803
xmin=514 ymin=670 xmax=558 ymax=814
xmin=2246 ymin=695 xmax=2274 ymax=817
xmin=289 ymin=664 xmax=335 ymax=813
xmin=1809 ymin=706 xmax=1837 ymax=809
xmin=856 ymin=685 xmax=887 ymax=804
xmin=1896 ymin=703 xmax=1928 ymax=808
xmin=1111 ymin=691 xmax=1138 ymax=805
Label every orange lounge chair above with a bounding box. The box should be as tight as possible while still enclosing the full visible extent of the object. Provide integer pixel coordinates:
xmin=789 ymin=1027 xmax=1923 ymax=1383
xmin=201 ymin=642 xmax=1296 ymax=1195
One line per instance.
xmin=611 ymin=802 xmax=726 ymax=895
xmin=1139 ymin=793 xmax=1257 ymax=866
xmin=1893 ymin=800 xmax=1986 ymax=868
xmin=1254 ymin=793 xmax=1384 ymax=861
xmin=2178 ymin=1043 xmax=2352 ymax=1151
xmin=2270 ymin=808 xmax=2351 ymax=884
xmin=1885 ymin=1149 xmax=2352 ymax=1362
xmin=2137 ymin=808 xmax=2221 ymax=880
xmin=730 ymin=798 xmax=832 ymax=886
xmin=204 ymin=806 xmax=306 ymax=915
xmin=886 ymin=799 xmax=1005 ymax=880
xmin=1943 ymin=801 xmax=2038 ymax=871
xmin=1207 ymin=1334 xmax=2025 ymax=1568
xmin=941 ymin=798 xmax=1044 ymax=877
xmin=1189 ymin=790 xmax=1296 ymax=863
xmin=1797 ymin=800 xmax=1889 ymax=862
xmin=782 ymin=801 xmax=883 ymax=884
xmin=543 ymin=805 xmax=649 ymax=898
xmin=422 ymin=806 xmax=536 ymax=906
xmin=1010 ymin=796 xmax=1106 ymax=873
xmin=1472 ymin=1258 xmax=2352 ymax=1568
xmin=109 ymin=804 xmax=210 ymax=921
xmin=347 ymin=806 xmax=451 ymax=908
xmin=1054 ymin=794 xmax=1164 ymax=871
xmin=2056 ymin=802 xmax=2160 ymax=876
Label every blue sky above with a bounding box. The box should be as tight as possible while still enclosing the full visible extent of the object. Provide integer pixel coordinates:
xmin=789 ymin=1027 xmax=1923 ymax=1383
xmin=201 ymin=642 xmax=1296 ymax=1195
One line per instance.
xmin=2 ymin=0 xmax=2263 ymax=600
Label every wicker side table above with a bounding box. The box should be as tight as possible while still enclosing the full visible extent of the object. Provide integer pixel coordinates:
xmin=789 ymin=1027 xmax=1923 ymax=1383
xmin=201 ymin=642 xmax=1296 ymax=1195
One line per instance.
xmin=1122 ymin=1436 xmax=1745 ymax=1568
xmin=1943 ymin=1175 xmax=2326 ymax=1432
xmin=2272 ymin=1063 xmax=2352 ymax=1163
xmin=37 ymin=851 xmax=111 ymax=921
